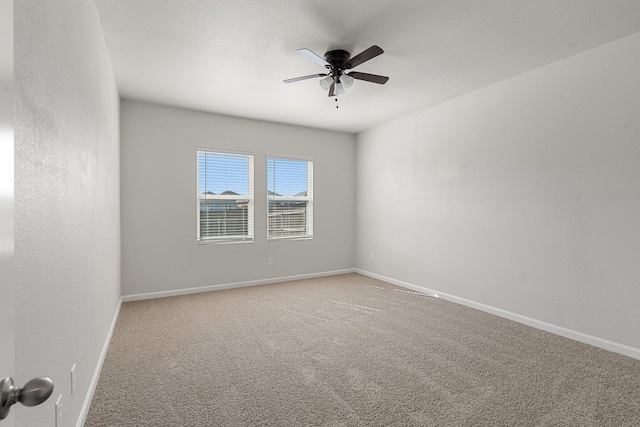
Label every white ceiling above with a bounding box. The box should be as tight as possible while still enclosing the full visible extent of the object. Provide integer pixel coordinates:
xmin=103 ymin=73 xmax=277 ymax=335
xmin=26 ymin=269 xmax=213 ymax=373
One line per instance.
xmin=93 ymin=0 xmax=640 ymax=134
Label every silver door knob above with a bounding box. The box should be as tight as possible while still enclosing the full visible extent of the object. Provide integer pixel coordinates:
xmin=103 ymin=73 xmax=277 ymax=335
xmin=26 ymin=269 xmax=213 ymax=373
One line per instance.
xmin=0 ymin=377 xmax=54 ymax=420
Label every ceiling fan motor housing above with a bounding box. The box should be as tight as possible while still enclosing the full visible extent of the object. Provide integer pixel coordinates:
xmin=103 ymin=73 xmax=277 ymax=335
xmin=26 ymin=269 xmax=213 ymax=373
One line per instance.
xmin=324 ymin=49 xmax=351 ymax=74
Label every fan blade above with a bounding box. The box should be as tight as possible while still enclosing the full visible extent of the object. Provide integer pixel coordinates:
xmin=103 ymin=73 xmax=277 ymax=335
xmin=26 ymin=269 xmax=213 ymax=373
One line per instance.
xmin=345 ymin=45 xmax=384 ymax=69
xmin=328 ymin=82 xmax=336 ymax=97
xmin=283 ymin=73 xmax=327 ymax=83
xmin=348 ymin=72 xmax=389 ymax=84
xmin=297 ymin=48 xmax=330 ymax=67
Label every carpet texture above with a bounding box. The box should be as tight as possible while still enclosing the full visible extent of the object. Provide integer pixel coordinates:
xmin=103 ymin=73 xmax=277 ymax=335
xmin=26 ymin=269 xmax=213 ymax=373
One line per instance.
xmin=84 ymin=273 xmax=640 ymax=426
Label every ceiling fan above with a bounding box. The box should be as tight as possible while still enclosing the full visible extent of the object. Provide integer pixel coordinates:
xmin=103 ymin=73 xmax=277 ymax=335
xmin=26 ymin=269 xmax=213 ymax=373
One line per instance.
xmin=284 ymin=45 xmax=389 ymax=97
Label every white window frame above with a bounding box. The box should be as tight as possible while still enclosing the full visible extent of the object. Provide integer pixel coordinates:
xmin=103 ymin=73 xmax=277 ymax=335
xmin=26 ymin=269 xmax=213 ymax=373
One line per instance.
xmin=267 ymin=155 xmax=313 ymax=240
xmin=197 ymin=149 xmax=254 ymax=244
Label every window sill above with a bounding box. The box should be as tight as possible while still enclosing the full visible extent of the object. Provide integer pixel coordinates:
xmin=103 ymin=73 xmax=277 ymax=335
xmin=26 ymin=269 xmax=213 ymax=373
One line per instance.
xmin=197 ymin=239 xmax=254 ymax=245
xmin=267 ymin=236 xmax=313 ymax=242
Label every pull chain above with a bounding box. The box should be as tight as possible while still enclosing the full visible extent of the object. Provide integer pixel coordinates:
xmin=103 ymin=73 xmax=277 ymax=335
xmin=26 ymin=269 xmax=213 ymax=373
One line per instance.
xmin=335 ymin=98 xmax=339 ymax=109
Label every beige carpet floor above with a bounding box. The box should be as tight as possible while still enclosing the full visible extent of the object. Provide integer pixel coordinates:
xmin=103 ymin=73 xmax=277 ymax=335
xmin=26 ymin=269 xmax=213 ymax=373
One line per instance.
xmin=85 ymin=273 xmax=640 ymax=426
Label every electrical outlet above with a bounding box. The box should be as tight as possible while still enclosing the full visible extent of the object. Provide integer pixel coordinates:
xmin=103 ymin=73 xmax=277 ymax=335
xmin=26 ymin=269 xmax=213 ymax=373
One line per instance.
xmin=70 ymin=364 xmax=76 ymax=395
xmin=55 ymin=395 xmax=62 ymax=427
xmin=267 ymin=257 xmax=273 ymax=266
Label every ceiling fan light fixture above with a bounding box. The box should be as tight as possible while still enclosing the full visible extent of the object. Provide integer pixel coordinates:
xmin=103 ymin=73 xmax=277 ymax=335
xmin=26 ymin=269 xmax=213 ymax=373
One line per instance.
xmin=319 ymin=75 xmax=333 ymax=90
xmin=334 ymin=82 xmax=345 ymax=96
xmin=341 ymin=74 xmax=354 ymax=89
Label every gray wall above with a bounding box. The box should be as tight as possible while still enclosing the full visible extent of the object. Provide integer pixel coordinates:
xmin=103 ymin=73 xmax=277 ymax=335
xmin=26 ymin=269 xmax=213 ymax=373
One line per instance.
xmin=14 ymin=0 xmax=121 ymax=425
xmin=355 ymin=32 xmax=640 ymax=351
xmin=120 ymin=100 xmax=355 ymax=297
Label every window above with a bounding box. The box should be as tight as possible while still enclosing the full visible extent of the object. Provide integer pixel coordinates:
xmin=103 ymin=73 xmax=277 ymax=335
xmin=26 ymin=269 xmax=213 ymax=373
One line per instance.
xmin=197 ymin=150 xmax=254 ymax=243
xmin=267 ymin=156 xmax=313 ymax=239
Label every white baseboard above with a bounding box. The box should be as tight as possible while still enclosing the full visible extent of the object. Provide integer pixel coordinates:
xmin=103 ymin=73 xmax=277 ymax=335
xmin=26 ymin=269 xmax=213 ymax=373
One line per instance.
xmin=121 ymin=269 xmax=356 ymax=302
xmin=76 ymin=298 xmax=123 ymax=427
xmin=355 ymin=269 xmax=640 ymax=361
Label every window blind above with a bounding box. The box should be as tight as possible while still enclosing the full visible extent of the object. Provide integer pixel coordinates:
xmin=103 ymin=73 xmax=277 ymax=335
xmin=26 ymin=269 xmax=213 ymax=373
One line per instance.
xmin=197 ymin=150 xmax=254 ymax=242
xmin=267 ymin=156 xmax=313 ymax=239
